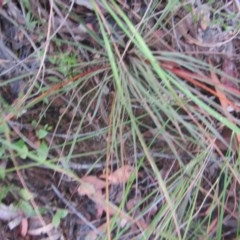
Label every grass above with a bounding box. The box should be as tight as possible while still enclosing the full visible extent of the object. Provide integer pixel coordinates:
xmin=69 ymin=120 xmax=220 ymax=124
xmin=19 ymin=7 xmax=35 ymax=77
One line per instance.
xmin=0 ymin=0 xmax=240 ymax=239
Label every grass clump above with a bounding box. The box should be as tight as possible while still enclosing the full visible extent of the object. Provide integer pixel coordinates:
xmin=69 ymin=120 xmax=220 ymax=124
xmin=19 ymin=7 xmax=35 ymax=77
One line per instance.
xmin=0 ymin=1 xmax=240 ymax=239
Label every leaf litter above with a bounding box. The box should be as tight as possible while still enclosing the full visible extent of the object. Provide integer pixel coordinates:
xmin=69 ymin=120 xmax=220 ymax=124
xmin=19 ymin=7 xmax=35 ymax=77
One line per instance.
xmin=0 ymin=0 xmax=240 ymax=239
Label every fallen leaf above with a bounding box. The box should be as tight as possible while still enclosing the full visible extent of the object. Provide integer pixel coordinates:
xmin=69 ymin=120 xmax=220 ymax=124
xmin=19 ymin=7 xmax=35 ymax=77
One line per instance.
xmin=78 ymin=176 xmax=106 ymax=196
xmin=85 ymin=221 xmax=107 ymax=240
xmin=78 ymin=175 xmax=106 ymax=217
xmin=107 ymin=165 xmax=135 ymax=185
xmin=28 ymin=223 xmax=54 ymax=236
xmin=8 ymin=216 xmax=23 ymax=230
xmin=0 ymin=203 xmax=23 ymax=221
xmin=126 ymin=198 xmax=148 ymax=230
xmin=78 ymin=182 xmax=97 ymax=196
xmin=20 ymin=218 xmax=28 ymax=237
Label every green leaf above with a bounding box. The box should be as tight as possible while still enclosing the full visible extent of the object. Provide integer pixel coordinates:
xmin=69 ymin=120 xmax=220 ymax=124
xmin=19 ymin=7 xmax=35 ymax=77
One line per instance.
xmin=0 ymin=166 xmax=6 ymax=180
xmin=0 ymin=146 xmax=5 ymax=158
xmin=0 ymin=186 xmax=9 ymax=202
xmin=37 ymin=141 xmax=48 ymax=162
xmin=31 ymin=120 xmax=38 ymax=128
xmin=25 ymin=12 xmax=37 ymax=30
xmin=0 ymin=125 xmax=5 ymax=133
xmin=36 ymin=128 xmax=48 ymax=139
xmin=15 ymin=140 xmax=29 ymax=159
xmin=18 ymin=200 xmax=35 ymax=217
xmin=22 ymin=0 xmax=31 ymax=10
xmin=20 ymin=189 xmax=34 ymax=201
xmin=52 ymin=209 xmax=68 ymax=228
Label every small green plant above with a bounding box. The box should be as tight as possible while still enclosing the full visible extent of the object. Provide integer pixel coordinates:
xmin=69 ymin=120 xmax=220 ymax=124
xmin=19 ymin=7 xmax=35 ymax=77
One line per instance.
xmin=48 ymin=52 xmax=78 ymax=77
xmin=25 ymin=12 xmax=38 ymax=30
xmin=52 ymin=209 xmax=68 ymax=228
xmin=37 ymin=140 xmax=48 ymax=162
xmin=36 ymin=124 xmax=52 ymax=139
xmin=1 ymin=1 xmax=240 ymax=239
xmin=15 ymin=139 xmax=29 ymax=160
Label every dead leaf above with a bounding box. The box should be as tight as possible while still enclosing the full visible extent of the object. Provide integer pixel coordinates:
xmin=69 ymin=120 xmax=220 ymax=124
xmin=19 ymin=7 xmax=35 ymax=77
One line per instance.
xmin=8 ymin=216 xmax=23 ymax=230
xmin=78 ymin=176 xmax=106 ymax=196
xmin=0 ymin=203 xmax=23 ymax=221
xmin=78 ymin=175 xmax=106 ymax=218
xmin=126 ymin=198 xmax=148 ymax=230
xmin=26 ymin=216 xmax=61 ymax=239
xmin=28 ymin=223 xmax=54 ymax=236
xmin=20 ymin=218 xmax=28 ymax=237
xmin=107 ymin=165 xmax=135 ymax=185
xmin=85 ymin=221 xmax=107 ymax=240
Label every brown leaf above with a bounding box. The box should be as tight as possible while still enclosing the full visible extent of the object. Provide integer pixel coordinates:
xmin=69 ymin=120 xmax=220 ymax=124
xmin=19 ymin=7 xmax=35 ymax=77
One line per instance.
xmin=20 ymin=218 xmax=28 ymax=237
xmin=28 ymin=223 xmax=54 ymax=236
xmin=78 ymin=176 xmax=105 ymax=197
xmin=107 ymin=165 xmax=135 ymax=185
xmin=85 ymin=222 xmax=107 ymax=240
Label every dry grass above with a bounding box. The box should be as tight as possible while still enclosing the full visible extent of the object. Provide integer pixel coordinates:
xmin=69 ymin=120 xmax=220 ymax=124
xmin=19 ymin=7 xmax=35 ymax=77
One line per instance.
xmin=0 ymin=1 xmax=240 ymax=239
